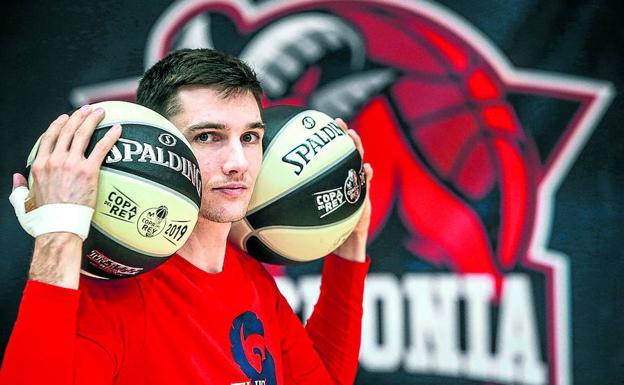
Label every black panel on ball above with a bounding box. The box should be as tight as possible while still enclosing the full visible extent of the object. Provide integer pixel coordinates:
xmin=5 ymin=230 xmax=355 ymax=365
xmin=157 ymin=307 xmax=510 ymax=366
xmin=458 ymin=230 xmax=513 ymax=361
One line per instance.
xmin=246 ymin=149 xmax=365 ymax=228
xmin=82 ymin=226 xmax=172 ymax=279
xmin=261 ymin=106 xmax=308 ymax=152
xmin=86 ymin=124 xmax=202 ymax=207
xmin=245 ymin=235 xmax=303 ymax=265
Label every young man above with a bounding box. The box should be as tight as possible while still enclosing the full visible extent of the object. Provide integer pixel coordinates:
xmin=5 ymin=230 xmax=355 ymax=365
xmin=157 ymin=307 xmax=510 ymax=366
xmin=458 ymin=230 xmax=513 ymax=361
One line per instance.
xmin=1 ymin=49 xmax=372 ymax=385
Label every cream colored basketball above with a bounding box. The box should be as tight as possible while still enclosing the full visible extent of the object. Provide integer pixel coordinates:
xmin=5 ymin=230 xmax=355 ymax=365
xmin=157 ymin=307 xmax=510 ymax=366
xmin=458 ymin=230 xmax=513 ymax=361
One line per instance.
xmin=229 ymin=106 xmax=366 ymax=263
xmin=27 ymin=101 xmax=201 ymax=278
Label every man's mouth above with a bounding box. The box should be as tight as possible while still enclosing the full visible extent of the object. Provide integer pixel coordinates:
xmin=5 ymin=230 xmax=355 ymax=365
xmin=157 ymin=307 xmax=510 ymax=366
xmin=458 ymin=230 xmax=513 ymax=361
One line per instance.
xmin=212 ymin=183 xmax=248 ymax=197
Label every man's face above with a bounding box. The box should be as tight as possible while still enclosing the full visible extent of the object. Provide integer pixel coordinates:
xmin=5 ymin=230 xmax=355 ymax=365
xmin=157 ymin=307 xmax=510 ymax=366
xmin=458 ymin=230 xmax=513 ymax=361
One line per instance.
xmin=169 ymin=85 xmax=264 ymax=223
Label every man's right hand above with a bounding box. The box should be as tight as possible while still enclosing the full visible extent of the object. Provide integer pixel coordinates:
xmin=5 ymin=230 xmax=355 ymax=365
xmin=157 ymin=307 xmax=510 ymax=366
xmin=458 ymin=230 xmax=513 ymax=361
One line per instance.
xmin=14 ymin=105 xmax=121 ymax=289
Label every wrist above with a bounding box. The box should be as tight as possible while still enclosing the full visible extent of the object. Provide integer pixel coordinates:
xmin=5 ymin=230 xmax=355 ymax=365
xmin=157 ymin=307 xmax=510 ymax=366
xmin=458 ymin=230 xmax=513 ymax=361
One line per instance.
xmin=334 ymin=231 xmax=367 ymax=262
xmin=30 ymin=233 xmax=83 ymax=289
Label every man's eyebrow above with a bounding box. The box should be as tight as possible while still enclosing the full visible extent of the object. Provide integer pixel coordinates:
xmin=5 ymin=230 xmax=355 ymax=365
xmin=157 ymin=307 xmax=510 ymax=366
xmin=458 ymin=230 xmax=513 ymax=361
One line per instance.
xmin=184 ymin=121 xmax=265 ymax=132
xmin=185 ymin=122 xmax=226 ymax=132
xmin=249 ymin=121 xmax=266 ymax=130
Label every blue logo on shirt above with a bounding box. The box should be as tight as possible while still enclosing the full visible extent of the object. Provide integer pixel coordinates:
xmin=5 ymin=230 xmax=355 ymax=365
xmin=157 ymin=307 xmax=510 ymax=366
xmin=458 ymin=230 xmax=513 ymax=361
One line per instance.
xmin=230 ymin=311 xmax=277 ymax=385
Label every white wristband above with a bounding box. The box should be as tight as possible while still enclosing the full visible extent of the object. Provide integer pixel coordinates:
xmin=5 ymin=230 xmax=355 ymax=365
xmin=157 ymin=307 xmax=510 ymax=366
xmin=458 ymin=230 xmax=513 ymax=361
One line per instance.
xmin=9 ymin=186 xmax=94 ymax=240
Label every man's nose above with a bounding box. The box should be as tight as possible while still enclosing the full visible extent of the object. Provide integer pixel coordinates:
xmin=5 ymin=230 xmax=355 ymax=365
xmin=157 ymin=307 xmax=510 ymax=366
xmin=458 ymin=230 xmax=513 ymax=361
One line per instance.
xmin=222 ymin=140 xmax=249 ymax=175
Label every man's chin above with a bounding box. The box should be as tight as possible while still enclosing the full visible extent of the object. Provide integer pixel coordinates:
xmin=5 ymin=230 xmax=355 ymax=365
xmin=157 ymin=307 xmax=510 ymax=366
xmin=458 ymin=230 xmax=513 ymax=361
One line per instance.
xmin=198 ymin=196 xmax=251 ymax=224
xmin=199 ymin=209 xmax=246 ymax=224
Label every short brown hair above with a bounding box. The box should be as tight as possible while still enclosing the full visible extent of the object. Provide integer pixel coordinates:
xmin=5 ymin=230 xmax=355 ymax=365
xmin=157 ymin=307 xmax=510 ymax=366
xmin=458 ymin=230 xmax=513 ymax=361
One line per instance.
xmin=136 ymin=48 xmax=263 ymax=117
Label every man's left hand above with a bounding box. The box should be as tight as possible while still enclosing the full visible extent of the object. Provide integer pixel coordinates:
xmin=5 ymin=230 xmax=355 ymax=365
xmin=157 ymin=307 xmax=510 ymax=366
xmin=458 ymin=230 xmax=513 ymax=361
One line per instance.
xmin=332 ymin=118 xmax=373 ymax=263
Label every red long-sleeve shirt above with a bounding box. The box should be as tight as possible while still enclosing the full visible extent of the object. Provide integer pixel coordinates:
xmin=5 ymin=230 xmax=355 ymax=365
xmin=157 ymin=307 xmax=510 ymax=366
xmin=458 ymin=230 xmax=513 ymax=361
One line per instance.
xmin=0 ymin=245 xmax=369 ymax=385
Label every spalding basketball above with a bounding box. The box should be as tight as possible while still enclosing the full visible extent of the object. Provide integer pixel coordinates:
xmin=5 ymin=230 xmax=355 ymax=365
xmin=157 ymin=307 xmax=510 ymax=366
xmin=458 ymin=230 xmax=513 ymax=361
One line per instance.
xmin=26 ymin=101 xmax=201 ymax=279
xmin=229 ymin=106 xmax=366 ymax=263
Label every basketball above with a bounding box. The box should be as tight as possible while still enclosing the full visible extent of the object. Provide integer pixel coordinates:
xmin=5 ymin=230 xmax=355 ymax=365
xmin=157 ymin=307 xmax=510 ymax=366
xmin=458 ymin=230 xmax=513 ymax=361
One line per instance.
xmin=26 ymin=101 xmax=202 ymax=279
xmin=229 ymin=106 xmax=366 ymax=264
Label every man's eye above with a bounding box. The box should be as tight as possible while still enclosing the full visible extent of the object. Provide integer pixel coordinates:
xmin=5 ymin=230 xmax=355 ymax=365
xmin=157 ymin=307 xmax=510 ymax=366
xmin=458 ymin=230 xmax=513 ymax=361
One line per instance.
xmin=242 ymin=132 xmax=261 ymax=143
xmin=195 ymin=132 xmax=216 ymax=142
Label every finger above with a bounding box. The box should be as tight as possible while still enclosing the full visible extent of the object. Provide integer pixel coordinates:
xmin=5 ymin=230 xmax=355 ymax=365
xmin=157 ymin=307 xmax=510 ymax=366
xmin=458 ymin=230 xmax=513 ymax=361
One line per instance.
xmin=335 ymin=118 xmax=348 ymax=131
xmin=364 ymin=163 xmax=373 ymax=185
xmin=12 ymin=173 xmax=27 ymax=191
xmin=53 ymin=105 xmax=92 ymax=155
xmin=335 ymin=118 xmax=365 ymax=157
xmin=9 ymin=174 xmax=36 ymax=213
xmin=8 ymin=184 xmax=29 ymax=213
xmin=87 ymin=124 xmax=122 ymax=166
xmin=363 ymin=163 xmax=373 ymax=212
xmin=348 ymin=129 xmax=364 ymax=158
xmin=71 ymin=107 xmax=105 ymax=156
xmin=37 ymin=114 xmax=69 ymax=156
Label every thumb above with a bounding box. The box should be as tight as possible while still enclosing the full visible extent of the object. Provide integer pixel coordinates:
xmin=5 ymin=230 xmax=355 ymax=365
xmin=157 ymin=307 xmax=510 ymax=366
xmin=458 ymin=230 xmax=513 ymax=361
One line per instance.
xmin=12 ymin=173 xmax=27 ymax=191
